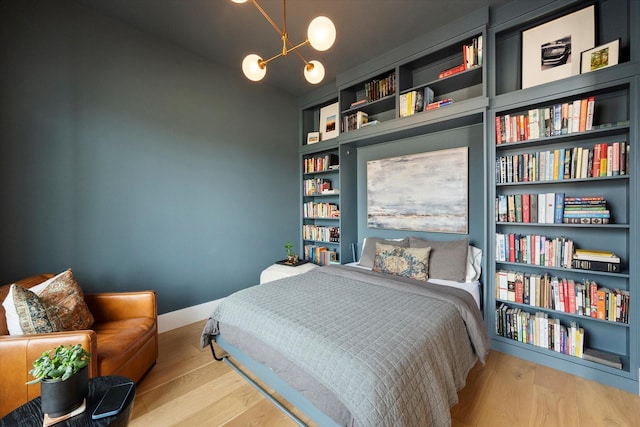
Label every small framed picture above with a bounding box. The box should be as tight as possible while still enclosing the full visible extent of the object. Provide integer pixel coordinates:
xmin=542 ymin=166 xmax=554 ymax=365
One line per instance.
xmin=307 ymin=132 xmax=320 ymax=144
xmin=581 ymin=39 xmax=619 ymax=73
xmin=319 ymin=102 xmax=339 ymax=141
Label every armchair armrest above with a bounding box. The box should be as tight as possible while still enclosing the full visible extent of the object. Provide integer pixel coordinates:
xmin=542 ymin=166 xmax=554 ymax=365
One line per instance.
xmin=0 ymin=331 xmax=98 ymax=418
xmin=85 ymin=291 xmax=157 ymax=322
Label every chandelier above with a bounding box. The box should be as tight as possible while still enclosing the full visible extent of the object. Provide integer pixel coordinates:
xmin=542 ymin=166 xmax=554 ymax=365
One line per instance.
xmin=231 ymin=0 xmax=336 ymax=84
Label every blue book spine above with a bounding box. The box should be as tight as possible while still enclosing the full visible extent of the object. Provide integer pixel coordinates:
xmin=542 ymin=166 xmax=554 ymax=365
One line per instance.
xmin=554 ymin=192 xmax=565 ymax=224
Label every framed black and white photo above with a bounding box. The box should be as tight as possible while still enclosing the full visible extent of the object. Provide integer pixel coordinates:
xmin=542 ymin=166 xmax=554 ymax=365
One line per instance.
xmin=319 ymin=102 xmax=339 ymax=140
xmin=581 ymin=39 xmax=619 ymax=73
xmin=522 ymin=5 xmax=594 ymax=89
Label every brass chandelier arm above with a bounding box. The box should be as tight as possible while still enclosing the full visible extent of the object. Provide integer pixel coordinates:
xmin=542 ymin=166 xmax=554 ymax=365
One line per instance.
xmin=249 ymin=0 xmax=285 ymax=37
xmin=261 ymin=39 xmax=312 ymax=66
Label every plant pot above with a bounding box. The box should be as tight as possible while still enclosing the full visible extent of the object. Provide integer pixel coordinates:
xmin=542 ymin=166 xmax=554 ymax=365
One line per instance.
xmin=40 ymin=366 xmax=88 ymax=417
xmin=287 ymin=255 xmax=299 ymax=264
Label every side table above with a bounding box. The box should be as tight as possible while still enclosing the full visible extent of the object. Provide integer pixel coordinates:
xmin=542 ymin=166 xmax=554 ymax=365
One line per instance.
xmin=260 ymin=261 xmax=318 ymax=284
xmin=0 ymin=376 xmax=135 ymax=427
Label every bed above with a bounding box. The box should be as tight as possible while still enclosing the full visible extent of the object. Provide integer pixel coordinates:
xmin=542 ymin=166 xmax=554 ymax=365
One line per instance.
xmin=201 ymin=237 xmax=489 ymax=427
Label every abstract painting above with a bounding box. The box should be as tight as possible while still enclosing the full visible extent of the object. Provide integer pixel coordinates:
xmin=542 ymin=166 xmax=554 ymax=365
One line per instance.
xmin=367 ymin=147 xmax=468 ymax=233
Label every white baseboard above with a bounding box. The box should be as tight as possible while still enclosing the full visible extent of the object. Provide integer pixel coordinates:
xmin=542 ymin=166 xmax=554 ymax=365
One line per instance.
xmin=157 ymin=298 xmax=222 ymax=333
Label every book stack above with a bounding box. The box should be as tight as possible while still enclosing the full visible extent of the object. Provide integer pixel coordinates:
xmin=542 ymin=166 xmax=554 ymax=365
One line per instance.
xmin=426 ymin=98 xmax=454 ymax=110
xmin=495 ymin=96 xmax=597 ymax=144
xmin=572 ymin=249 xmax=621 ymax=273
xmin=303 ymin=153 xmax=339 ymax=173
xmin=342 ymin=111 xmax=368 ymax=133
xmin=495 ymin=142 xmax=629 ymax=183
xmin=495 ymin=233 xmax=574 ymax=268
xmin=495 ymin=304 xmax=584 ymax=357
xmin=563 ymin=196 xmax=609 ymax=224
xmin=399 ymin=87 xmax=433 ymax=117
xmin=582 ymin=348 xmax=623 ymax=369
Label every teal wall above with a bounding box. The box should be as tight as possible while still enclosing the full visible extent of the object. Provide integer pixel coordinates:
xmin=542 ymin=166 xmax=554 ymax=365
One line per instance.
xmin=0 ymin=1 xmax=299 ymax=313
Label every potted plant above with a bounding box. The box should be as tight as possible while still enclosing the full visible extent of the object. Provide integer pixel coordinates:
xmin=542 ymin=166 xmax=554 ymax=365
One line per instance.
xmin=284 ymin=241 xmax=299 ymax=265
xmin=27 ymin=344 xmax=91 ymax=417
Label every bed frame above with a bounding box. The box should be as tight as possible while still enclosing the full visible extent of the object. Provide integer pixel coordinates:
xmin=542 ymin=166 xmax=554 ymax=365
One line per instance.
xmin=209 ymin=335 xmax=341 ymax=427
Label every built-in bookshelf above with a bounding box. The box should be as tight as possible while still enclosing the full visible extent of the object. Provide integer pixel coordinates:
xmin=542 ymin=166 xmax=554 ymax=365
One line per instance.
xmin=301 ymin=148 xmax=340 ymax=265
xmin=488 ymin=0 xmax=637 ymax=393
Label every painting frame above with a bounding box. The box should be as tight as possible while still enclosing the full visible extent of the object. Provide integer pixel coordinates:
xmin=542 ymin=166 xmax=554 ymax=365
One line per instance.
xmin=521 ymin=5 xmax=595 ymax=89
xmin=581 ymin=39 xmax=620 ymax=73
xmin=319 ymin=102 xmax=339 ymax=141
xmin=366 ymin=147 xmax=468 ymax=234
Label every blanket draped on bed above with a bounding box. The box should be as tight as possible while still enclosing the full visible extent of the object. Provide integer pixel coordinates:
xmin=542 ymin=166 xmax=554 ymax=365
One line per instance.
xmin=202 ymin=265 xmax=489 ymax=427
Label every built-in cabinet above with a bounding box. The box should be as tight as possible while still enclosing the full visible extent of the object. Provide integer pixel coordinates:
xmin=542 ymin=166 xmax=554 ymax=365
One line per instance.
xmin=298 ymin=0 xmax=638 ymax=393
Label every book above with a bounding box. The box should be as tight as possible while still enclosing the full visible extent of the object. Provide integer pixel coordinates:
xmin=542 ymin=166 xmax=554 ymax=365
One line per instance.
xmin=572 ymin=259 xmax=621 ymax=272
xmin=426 ymin=98 xmax=454 ymax=110
xmin=582 ymin=348 xmax=622 ymax=369
xmin=574 ymin=250 xmax=620 ymax=263
xmin=438 ymin=64 xmax=465 ymax=78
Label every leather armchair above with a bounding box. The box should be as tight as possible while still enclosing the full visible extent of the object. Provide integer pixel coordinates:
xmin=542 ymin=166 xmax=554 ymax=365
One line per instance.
xmin=0 ymin=274 xmax=158 ymax=418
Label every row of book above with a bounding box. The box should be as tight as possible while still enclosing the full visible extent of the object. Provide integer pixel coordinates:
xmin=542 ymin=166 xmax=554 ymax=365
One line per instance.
xmin=496 ymin=193 xmax=611 ymax=225
xmin=302 ymin=225 xmax=339 ymax=243
xmin=359 ymin=72 xmax=396 ymax=104
xmin=438 ymin=36 xmax=483 ymax=79
xmin=303 ymin=202 xmax=339 ymax=219
xmin=495 ymin=270 xmax=629 ymax=323
xmin=495 ymin=96 xmax=595 ymax=144
xmin=399 ymin=87 xmax=434 ymax=118
xmin=303 ymin=178 xmax=332 ymax=196
xmin=495 ymin=142 xmax=629 ymax=184
xmin=496 ymin=304 xmax=585 ymax=357
xmin=342 ymin=111 xmax=369 ymax=133
xmin=303 ymin=153 xmax=339 ymax=174
xmin=496 ymin=233 xmax=574 ymax=268
xmin=304 ymin=244 xmax=338 ymax=266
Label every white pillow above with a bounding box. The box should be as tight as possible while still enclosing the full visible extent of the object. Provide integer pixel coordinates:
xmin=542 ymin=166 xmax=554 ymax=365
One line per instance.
xmin=465 ymin=245 xmax=482 ymax=282
xmin=2 ymin=273 xmax=61 ymax=335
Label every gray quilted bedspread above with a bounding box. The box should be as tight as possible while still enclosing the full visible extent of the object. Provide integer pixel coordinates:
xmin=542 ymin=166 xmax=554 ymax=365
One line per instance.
xmin=202 ymin=265 xmax=489 ymax=427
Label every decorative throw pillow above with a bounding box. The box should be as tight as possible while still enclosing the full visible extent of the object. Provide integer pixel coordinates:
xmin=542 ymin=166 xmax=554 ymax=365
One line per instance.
xmin=10 ymin=284 xmax=63 ymax=334
xmin=372 ymin=242 xmax=431 ymax=281
xmin=409 ymin=237 xmax=469 ymax=282
xmin=359 ymin=237 xmax=410 ymax=269
xmin=37 ymin=269 xmax=94 ymax=331
xmin=3 ymin=279 xmax=52 ymax=335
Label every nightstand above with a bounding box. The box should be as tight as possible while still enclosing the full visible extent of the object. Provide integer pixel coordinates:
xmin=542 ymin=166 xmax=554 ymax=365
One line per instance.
xmin=260 ymin=262 xmax=318 ymax=284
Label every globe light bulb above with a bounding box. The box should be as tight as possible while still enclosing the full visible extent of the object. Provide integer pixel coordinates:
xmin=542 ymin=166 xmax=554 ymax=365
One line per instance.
xmin=307 ymin=16 xmax=336 ymax=51
xmin=231 ymin=0 xmax=247 ymax=3
xmin=242 ymin=54 xmax=266 ymax=81
xmin=304 ymin=60 xmax=325 ymax=84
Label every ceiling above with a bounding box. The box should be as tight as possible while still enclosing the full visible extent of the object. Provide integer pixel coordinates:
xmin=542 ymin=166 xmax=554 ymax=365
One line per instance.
xmin=79 ymin=0 xmax=511 ymax=98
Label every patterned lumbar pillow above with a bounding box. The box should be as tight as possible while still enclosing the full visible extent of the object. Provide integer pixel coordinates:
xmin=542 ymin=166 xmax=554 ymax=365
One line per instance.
xmin=372 ymin=242 xmax=431 ymax=281
xmin=11 ymin=284 xmax=63 ymax=334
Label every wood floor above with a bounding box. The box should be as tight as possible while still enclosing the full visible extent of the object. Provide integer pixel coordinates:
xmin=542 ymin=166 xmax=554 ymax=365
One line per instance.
xmin=129 ymin=320 xmax=640 ymax=426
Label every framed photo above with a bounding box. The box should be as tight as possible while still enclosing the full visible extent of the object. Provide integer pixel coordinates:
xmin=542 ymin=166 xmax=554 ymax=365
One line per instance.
xmin=367 ymin=147 xmax=468 ymax=233
xmin=581 ymin=39 xmax=619 ymax=73
xmin=319 ymin=102 xmax=339 ymax=140
xmin=307 ymin=131 xmax=320 ymax=144
xmin=522 ymin=5 xmax=594 ymax=89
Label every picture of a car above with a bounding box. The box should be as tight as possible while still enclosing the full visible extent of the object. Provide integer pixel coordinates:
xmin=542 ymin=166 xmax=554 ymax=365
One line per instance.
xmin=541 ymin=37 xmax=572 ymax=67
